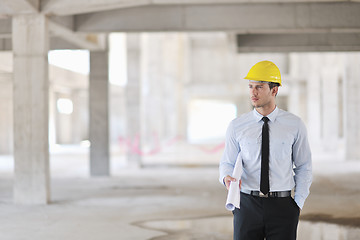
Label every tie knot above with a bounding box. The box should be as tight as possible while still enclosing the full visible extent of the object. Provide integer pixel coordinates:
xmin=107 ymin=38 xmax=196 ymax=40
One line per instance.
xmin=262 ymin=117 xmax=269 ymax=123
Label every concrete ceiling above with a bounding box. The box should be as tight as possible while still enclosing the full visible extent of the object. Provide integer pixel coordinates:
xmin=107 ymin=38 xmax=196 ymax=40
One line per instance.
xmin=0 ymin=0 xmax=360 ymax=51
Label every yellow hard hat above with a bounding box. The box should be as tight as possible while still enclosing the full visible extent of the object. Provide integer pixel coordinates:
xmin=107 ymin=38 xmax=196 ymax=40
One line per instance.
xmin=244 ymin=60 xmax=282 ymax=86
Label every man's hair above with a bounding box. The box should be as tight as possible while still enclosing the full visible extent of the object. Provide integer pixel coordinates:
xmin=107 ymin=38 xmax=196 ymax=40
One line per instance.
xmin=250 ymin=80 xmax=280 ymax=90
xmin=268 ymin=82 xmax=280 ymax=89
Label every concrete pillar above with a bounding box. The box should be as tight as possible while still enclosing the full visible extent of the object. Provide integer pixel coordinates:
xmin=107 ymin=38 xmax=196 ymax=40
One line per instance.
xmin=178 ymin=34 xmax=191 ymax=139
xmin=288 ymin=79 xmax=307 ymax=121
xmin=48 ymin=84 xmax=56 ymax=148
xmin=321 ymin=66 xmax=339 ymax=152
xmin=55 ymin=92 xmax=73 ymax=144
xmin=344 ymin=54 xmax=360 ymax=160
xmin=140 ymin=33 xmax=183 ymax=151
xmin=72 ymin=89 xmax=88 ymax=144
xmin=126 ymin=33 xmax=142 ymax=167
xmin=12 ymin=14 xmax=50 ymax=204
xmin=141 ymin=34 xmax=165 ymax=149
xmin=0 ymin=72 xmax=13 ymax=154
xmin=306 ymin=55 xmax=322 ymax=145
xmin=89 ymin=51 xmax=110 ymax=176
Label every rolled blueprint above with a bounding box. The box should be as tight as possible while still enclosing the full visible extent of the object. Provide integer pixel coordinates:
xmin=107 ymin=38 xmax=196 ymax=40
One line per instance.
xmin=225 ymin=153 xmax=243 ymax=211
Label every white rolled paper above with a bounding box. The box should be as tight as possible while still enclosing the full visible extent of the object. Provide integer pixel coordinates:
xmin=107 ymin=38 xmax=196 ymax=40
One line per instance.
xmin=225 ymin=153 xmax=243 ymax=211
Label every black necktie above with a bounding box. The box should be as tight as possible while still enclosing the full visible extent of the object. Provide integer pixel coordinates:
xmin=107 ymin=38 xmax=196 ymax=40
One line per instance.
xmin=260 ymin=117 xmax=270 ymax=195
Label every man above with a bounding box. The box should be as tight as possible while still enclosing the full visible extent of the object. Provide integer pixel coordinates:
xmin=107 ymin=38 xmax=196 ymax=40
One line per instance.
xmin=219 ymin=60 xmax=312 ymax=240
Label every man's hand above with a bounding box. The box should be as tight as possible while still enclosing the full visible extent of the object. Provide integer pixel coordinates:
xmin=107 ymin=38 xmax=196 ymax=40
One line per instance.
xmin=223 ymin=175 xmax=242 ymax=190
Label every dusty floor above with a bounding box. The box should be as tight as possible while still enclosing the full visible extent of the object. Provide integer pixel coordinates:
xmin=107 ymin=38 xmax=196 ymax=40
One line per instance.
xmin=0 ymin=154 xmax=360 ymax=239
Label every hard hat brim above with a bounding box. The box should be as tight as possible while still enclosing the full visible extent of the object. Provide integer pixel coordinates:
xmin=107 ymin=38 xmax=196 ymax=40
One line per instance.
xmin=244 ymin=77 xmax=282 ymax=86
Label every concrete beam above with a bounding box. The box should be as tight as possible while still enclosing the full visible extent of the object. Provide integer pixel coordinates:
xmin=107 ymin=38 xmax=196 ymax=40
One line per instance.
xmin=49 ymin=16 xmax=106 ymax=50
xmin=49 ymin=21 xmax=106 ymax=51
xmin=0 ymin=17 xmax=105 ymax=50
xmin=0 ymin=37 xmax=102 ymax=51
xmin=237 ymin=33 xmax=360 ymax=52
xmin=153 ymin=0 xmax=358 ymax=2
xmin=40 ymin=0 xmax=360 ymax=16
xmin=41 ymin=0 xmax=150 ymax=16
xmin=50 ymin=16 xmax=75 ymax=31
xmin=0 ymin=17 xmax=73 ymax=39
xmin=75 ymin=2 xmax=360 ymax=33
xmin=1 ymin=0 xmax=39 ymax=14
xmin=49 ymin=37 xmax=85 ymax=50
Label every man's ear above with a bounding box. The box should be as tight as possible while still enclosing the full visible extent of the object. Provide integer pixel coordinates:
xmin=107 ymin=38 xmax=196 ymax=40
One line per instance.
xmin=272 ymin=86 xmax=279 ymax=96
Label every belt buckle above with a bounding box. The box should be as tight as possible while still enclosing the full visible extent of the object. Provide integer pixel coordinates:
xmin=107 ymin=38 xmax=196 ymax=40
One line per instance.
xmin=259 ymin=192 xmax=269 ymax=198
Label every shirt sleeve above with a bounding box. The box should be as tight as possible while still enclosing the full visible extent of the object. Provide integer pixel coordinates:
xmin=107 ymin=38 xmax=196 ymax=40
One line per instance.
xmin=292 ymin=119 xmax=313 ymax=209
xmin=219 ymin=120 xmax=241 ymax=185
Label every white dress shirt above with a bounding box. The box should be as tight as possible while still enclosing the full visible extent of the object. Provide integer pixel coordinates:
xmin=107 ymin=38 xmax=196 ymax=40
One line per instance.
xmin=219 ymin=107 xmax=312 ymax=209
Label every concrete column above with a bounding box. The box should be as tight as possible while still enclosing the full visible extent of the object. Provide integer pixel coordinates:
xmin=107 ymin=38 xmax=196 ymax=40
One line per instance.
xmin=89 ymin=51 xmax=110 ymax=176
xmin=178 ymin=34 xmax=191 ymax=139
xmin=288 ymin=79 xmax=307 ymax=121
xmin=141 ymin=33 xmax=184 ymax=147
xmin=126 ymin=33 xmax=142 ymax=167
xmin=55 ymin=92 xmax=73 ymax=144
xmin=141 ymin=34 xmax=164 ymax=150
xmin=72 ymin=89 xmax=88 ymax=144
xmin=48 ymin=84 xmax=56 ymax=148
xmin=12 ymin=14 xmax=50 ymax=204
xmin=321 ymin=67 xmax=339 ymax=152
xmin=344 ymin=54 xmax=360 ymax=160
xmin=161 ymin=34 xmax=183 ymax=139
xmin=306 ymin=55 xmax=322 ymax=145
xmin=0 ymin=72 xmax=13 ymax=154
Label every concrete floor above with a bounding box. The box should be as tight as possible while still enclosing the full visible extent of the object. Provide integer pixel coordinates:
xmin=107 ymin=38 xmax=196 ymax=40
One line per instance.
xmin=0 ymin=151 xmax=360 ymax=239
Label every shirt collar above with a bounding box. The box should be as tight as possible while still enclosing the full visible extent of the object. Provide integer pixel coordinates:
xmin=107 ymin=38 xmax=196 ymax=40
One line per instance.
xmin=253 ymin=106 xmax=279 ymax=123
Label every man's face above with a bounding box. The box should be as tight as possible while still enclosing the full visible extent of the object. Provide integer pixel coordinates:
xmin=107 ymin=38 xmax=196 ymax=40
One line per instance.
xmin=248 ymin=81 xmax=277 ymax=109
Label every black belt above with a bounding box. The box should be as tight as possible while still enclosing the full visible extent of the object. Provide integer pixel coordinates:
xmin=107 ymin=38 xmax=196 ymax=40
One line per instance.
xmin=242 ymin=190 xmax=291 ymax=198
